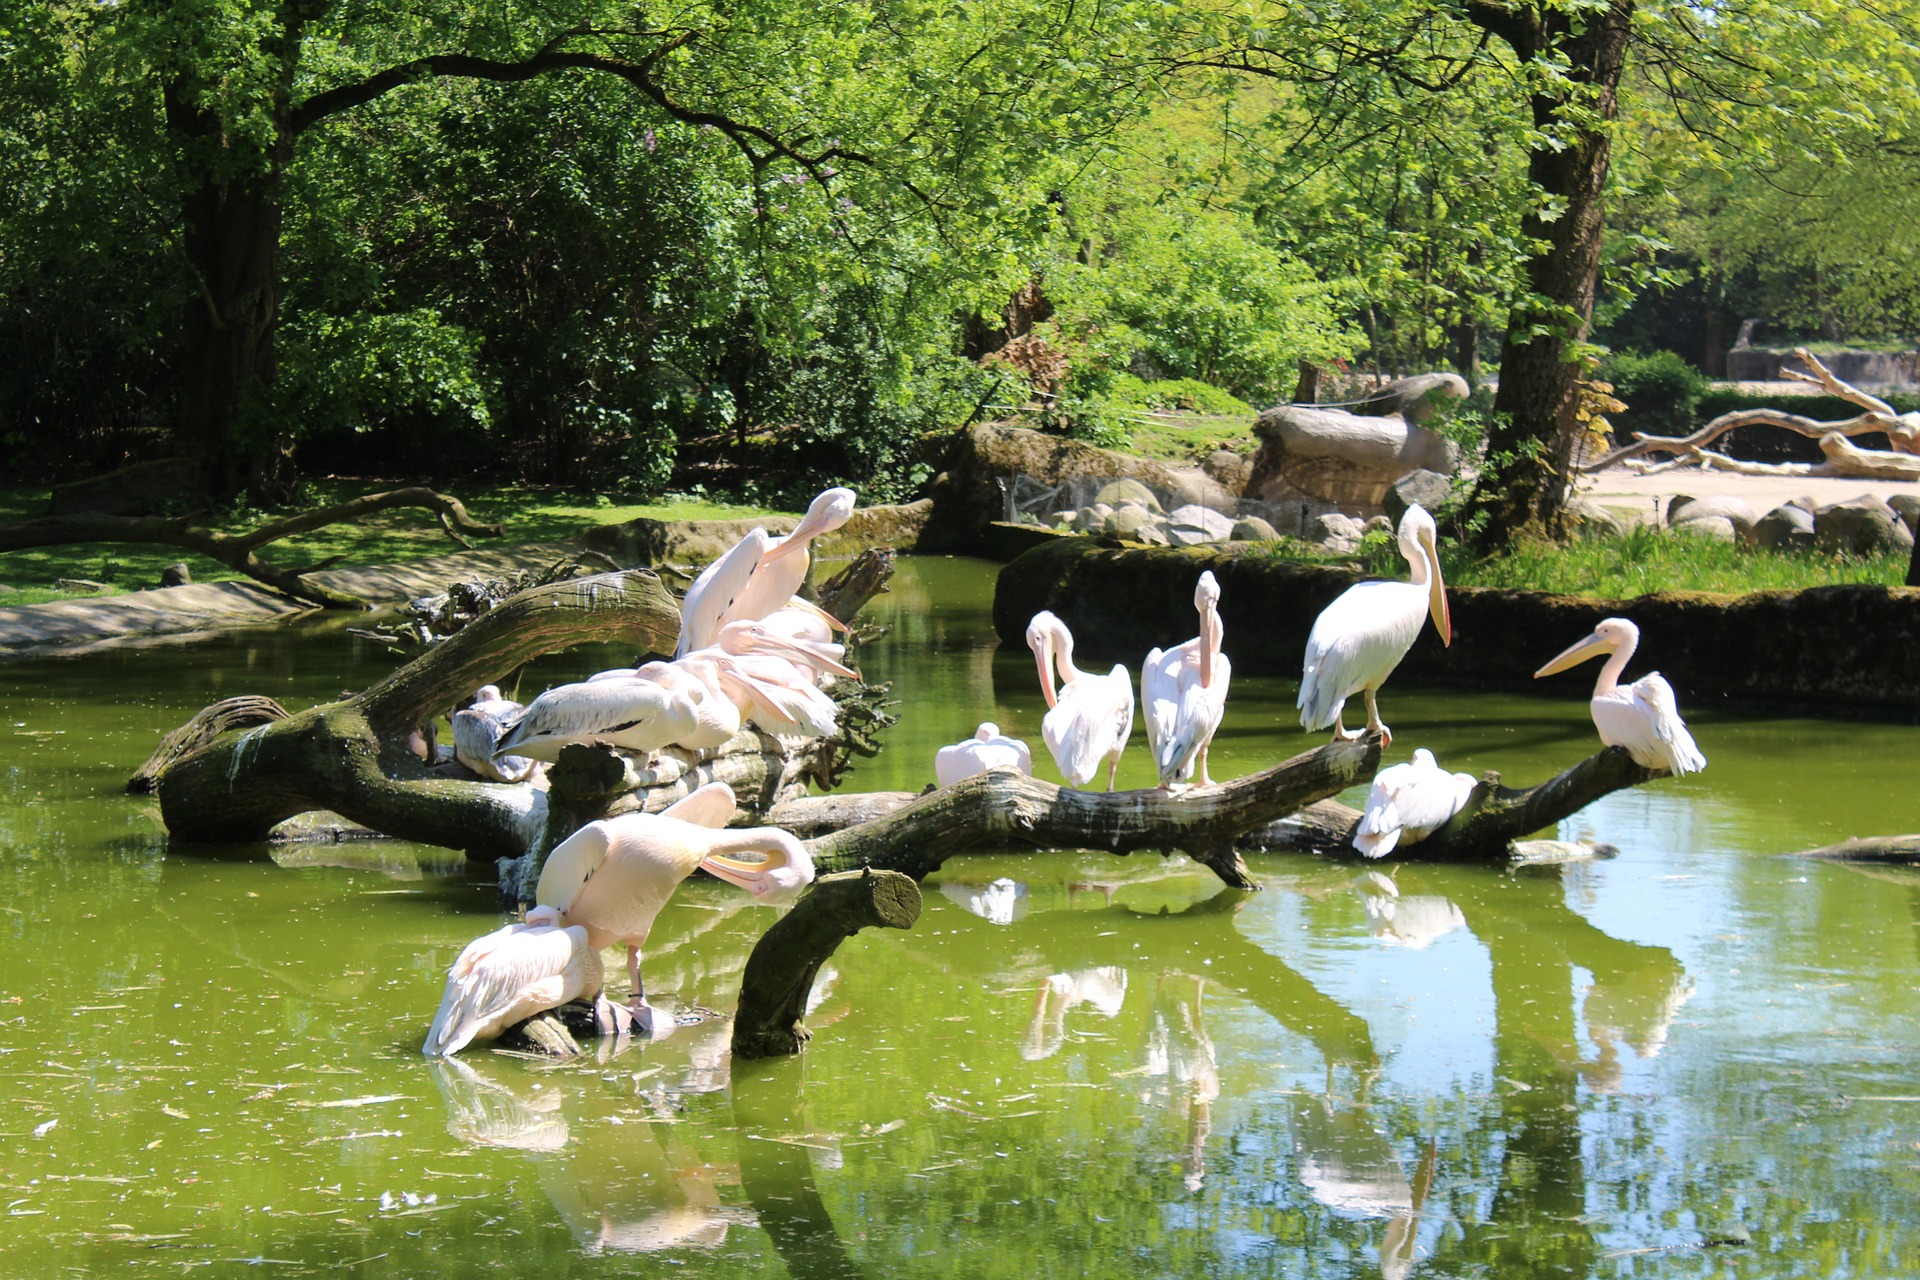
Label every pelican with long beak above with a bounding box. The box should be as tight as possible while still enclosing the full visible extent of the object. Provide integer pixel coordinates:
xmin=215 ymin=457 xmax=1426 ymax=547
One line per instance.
xmin=1027 ymin=610 xmax=1135 ymax=791
xmin=535 ymin=783 xmax=814 ymax=1019
xmin=1534 ymin=617 xmax=1705 ymax=775
xmin=675 ymin=487 xmax=857 ymax=657
xmin=1298 ymin=504 xmax=1450 ymax=745
xmin=1141 ymin=570 xmax=1232 ymax=787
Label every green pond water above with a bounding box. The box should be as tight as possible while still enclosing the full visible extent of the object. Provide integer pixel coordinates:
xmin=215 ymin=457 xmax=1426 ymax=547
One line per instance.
xmin=1 ymin=556 xmax=1917 ymax=1278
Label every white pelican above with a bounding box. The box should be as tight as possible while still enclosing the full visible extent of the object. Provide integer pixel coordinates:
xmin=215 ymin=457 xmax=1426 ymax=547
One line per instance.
xmin=1298 ymin=504 xmax=1450 ymax=744
xmin=934 ymin=722 xmax=1034 ymax=788
xmin=1026 ymin=610 xmax=1135 ymax=791
xmin=1141 ymin=570 xmax=1232 ymax=787
xmin=605 ymin=620 xmax=857 ymax=751
xmin=422 ymin=905 xmax=604 ymax=1056
xmin=536 ymin=782 xmax=814 ymax=1012
xmin=1352 ymin=748 xmax=1477 ymax=857
xmin=491 ymin=675 xmax=705 ymax=764
xmin=452 ymin=685 xmax=536 ymax=783
xmin=675 ymin=487 xmax=857 ymax=656
xmin=1533 ymin=617 xmax=1706 ymax=775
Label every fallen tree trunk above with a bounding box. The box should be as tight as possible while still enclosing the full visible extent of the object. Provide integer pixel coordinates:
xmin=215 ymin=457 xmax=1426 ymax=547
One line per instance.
xmin=1237 ymin=746 xmax=1665 ymax=862
xmin=0 ymin=487 xmax=505 ymax=609
xmin=1791 ymin=835 xmax=1920 ymax=864
xmin=807 ymin=734 xmax=1382 ymax=890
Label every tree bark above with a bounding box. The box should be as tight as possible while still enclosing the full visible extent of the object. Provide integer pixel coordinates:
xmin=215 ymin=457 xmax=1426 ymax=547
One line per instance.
xmin=0 ymin=487 xmax=504 ymax=609
xmin=1792 ymin=835 xmax=1920 ymax=864
xmin=1236 ymin=746 xmax=1665 ymax=861
xmin=807 ymin=734 xmax=1383 ymax=890
xmin=1461 ymin=0 xmax=1635 ymax=550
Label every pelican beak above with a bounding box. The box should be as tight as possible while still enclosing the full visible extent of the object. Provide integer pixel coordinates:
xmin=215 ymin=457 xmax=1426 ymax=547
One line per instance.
xmin=784 ymin=596 xmax=850 ymax=634
xmin=1534 ymin=630 xmax=1613 ymax=678
xmin=758 ymin=632 xmax=859 ymax=679
xmin=702 ymin=847 xmax=780 ymax=894
xmin=702 ymin=837 xmax=815 ymax=904
xmin=1031 ymin=630 xmax=1059 ymax=708
xmin=1419 ymin=525 xmax=1451 ymax=647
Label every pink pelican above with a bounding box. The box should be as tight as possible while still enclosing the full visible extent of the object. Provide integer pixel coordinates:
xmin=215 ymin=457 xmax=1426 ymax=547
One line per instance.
xmin=1533 ymin=617 xmax=1706 ymax=774
xmin=1141 ymin=570 xmax=1232 ymax=787
xmin=675 ymin=488 xmax=857 ymax=657
xmin=1026 ymin=610 xmax=1135 ymax=791
xmin=934 ymin=722 xmax=1034 ymax=788
xmin=1352 ymin=748 xmax=1478 ymax=857
xmin=422 ymin=905 xmax=603 ymax=1056
xmin=1298 ymin=504 xmax=1450 ymax=744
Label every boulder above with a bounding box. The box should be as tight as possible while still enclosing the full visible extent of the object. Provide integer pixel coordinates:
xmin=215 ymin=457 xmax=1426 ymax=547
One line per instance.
xmin=1135 ymin=525 xmax=1171 ymax=548
xmin=1165 ymin=505 xmax=1237 ymax=546
xmin=1352 ymin=372 xmax=1471 ymax=426
xmin=1104 ymin=504 xmax=1161 ymax=540
xmin=1230 ymin=515 xmax=1280 ymax=541
xmin=1668 ymin=495 xmax=1758 ymax=535
xmin=1671 ymin=515 xmax=1738 ymax=542
xmin=1364 ymin=515 xmax=1394 ymax=535
xmin=1313 ymin=512 xmax=1366 ymax=553
xmin=1786 ymin=495 xmax=1820 ymax=514
xmin=1049 ymin=510 xmax=1077 ymax=529
xmin=160 ymin=563 xmax=193 ymax=588
xmin=1563 ymin=498 xmax=1626 ymax=540
xmin=56 ymin=578 xmax=110 ymax=594
xmin=1202 ymin=450 xmax=1253 ymax=494
xmin=1815 ymin=495 xmax=1915 ymax=556
xmin=1749 ymin=505 xmax=1815 ymax=551
xmin=1888 ymin=491 xmax=1920 ymax=534
xmin=1246 ymin=404 xmax=1459 ymax=511
xmin=1094 ymin=478 xmax=1163 ymax=512
xmin=1382 ymin=469 xmax=1454 ymax=526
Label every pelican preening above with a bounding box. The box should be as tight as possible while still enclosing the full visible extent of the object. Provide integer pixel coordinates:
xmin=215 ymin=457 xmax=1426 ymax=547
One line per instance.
xmin=1142 ymin=571 xmax=1232 ymax=787
xmin=675 ymin=487 xmax=857 ymax=658
xmin=422 ymin=906 xmax=605 ymax=1057
xmin=1534 ymin=617 xmax=1706 ymax=775
xmin=934 ymin=722 xmax=1034 ymax=788
xmin=1298 ymin=504 xmax=1450 ymax=745
xmin=1352 ymin=748 xmax=1477 ymax=858
xmin=535 ymin=782 xmax=814 ymax=1013
xmin=452 ymin=685 xmax=536 ymax=783
xmin=1027 ymin=610 xmax=1136 ymax=791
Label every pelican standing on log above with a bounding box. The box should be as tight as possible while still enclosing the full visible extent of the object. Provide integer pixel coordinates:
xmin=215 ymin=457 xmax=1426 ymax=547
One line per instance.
xmin=1026 ymin=610 xmax=1135 ymax=791
xmin=934 ymin=722 xmax=1034 ymax=788
xmin=1533 ymin=617 xmax=1706 ymax=775
xmin=1352 ymin=748 xmax=1477 ymax=857
xmin=1142 ymin=570 xmax=1232 ymax=788
xmin=535 ymin=782 xmax=815 ymax=1024
xmin=675 ymin=487 xmax=857 ymax=657
xmin=1298 ymin=504 xmax=1450 ymax=745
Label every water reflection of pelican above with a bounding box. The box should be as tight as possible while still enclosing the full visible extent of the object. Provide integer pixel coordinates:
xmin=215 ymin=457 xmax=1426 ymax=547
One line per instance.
xmin=1353 ymin=872 xmax=1467 ymax=949
xmin=937 ymin=876 xmax=1029 ymax=925
xmin=1020 ymin=967 xmax=1128 ymax=1061
xmin=1291 ymin=1072 xmax=1438 ymax=1280
xmin=1141 ymin=973 xmax=1219 ymax=1192
xmin=427 ymin=1056 xmax=569 ymax=1151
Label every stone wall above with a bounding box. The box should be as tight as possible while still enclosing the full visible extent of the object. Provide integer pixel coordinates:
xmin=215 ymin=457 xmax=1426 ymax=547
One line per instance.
xmin=992 ymin=537 xmax=1920 ymax=716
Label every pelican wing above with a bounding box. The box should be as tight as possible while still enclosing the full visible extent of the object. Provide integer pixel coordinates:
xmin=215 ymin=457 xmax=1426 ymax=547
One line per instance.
xmin=1140 ymin=645 xmax=1180 ymax=767
xmin=492 ymin=678 xmax=684 ymax=762
xmin=1042 ymin=667 xmax=1134 ymax=788
xmin=676 ymin=529 xmax=771 ymax=657
xmin=661 ymin=781 xmax=737 ymax=828
xmin=423 ymin=923 xmax=596 ymax=1056
xmin=1602 ymin=673 xmax=1706 ymax=775
xmin=1298 ymin=581 xmax=1426 ymax=730
xmin=536 ymin=821 xmax=612 ymax=915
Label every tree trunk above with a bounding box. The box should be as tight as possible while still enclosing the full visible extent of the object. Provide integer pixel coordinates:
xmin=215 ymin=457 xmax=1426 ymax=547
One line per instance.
xmin=1462 ymin=0 xmax=1634 ymax=550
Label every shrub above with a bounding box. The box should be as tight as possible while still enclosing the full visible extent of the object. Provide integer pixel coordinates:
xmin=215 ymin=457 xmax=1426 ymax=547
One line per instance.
xmin=1601 ymin=349 xmax=1709 ymax=438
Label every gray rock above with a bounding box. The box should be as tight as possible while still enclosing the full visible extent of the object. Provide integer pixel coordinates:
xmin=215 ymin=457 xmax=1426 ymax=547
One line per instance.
xmin=1202 ymin=450 xmax=1252 ymax=493
xmin=160 ymin=562 xmax=193 ymax=588
xmin=1049 ymin=510 xmax=1077 ymax=529
xmin=1669 ymin=495 xmax=1758 ymax=535
xmin=1071 ymin=504 xmax=1111 ymax=534
xmin=1230 ymin=515 xmax=1280 ymax=541
xmin=1104 ymin=504 xmax=1160 ymax=540
xmin=1166 ymin=504 xmax=1237 ymax=542
xmin=1563 ymin=498 xmax=1625 ymax=540
xmin=1314 ymin=512 xmax=1365 ymax=553
xmin=1382 ymin=469 xmax=1454 ymax=526
xmin=1664 ymin=495 xmax=1696 ymax=526
xmin=1135 ymin=524 xmax=1171 ymax=547
xmin=1094 ymin=478 xmax=1162 ymax=512
xmin=1888 ymin=491 xmax=1920 ymax=533
xmin=56 ymin=578 xmax=110 ymax=594
xmin=1749 ymin=505 xmax=1815 ymax=551
xmin=1815 ymin=495 xmax=1914 ymax=556
xmin=1787 ymin=494 xmax=1820 ymax=514
xmin=1672 ymin=515 xmax=1738 ymax=542
xmin=1363 ymin=515 xmax=1394 ymax=535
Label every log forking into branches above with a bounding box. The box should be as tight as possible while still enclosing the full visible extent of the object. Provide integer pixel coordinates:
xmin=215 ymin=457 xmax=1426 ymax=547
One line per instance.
xmin=1584 ymin=347 xmax=1920 ymax=480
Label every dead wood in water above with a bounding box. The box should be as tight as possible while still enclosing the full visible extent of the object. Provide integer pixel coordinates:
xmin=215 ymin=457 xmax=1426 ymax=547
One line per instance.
xmin=732 ymin=869 xmax=922 ymax=1060
xmin=807 ymin=735 xmax=1382 ymax=890
xmin=1792 ymin=835 xmax=1920 ymax=864
xmin=128 ymin=695 xmax=289 ymax=793
xmin=1237 ymin=746 xmax=1665 ymax=862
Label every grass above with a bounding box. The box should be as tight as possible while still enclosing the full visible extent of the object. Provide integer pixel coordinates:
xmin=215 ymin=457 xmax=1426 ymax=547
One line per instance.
xmin=1437 ymin=526 xmax=1907 ymax=597
xmin=1123 ymin=411 xmax=1260 ymax=464
xmin=0 ymin=481 xmax=786 ymax=607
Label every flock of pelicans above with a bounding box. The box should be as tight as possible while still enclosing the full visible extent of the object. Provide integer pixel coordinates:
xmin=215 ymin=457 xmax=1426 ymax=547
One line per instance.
xmin=424 ymin=488 xmax=1706 ymax=1057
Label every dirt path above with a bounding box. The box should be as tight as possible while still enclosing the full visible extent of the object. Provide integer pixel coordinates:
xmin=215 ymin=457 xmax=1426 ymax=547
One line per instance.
xmin=1577 ymin=466 xmax=1918 ymax=524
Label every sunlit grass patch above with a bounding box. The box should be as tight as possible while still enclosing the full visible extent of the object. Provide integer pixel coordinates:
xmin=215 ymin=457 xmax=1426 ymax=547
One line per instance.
xmin=1440 ymin=525 xmax=1909 ymax=597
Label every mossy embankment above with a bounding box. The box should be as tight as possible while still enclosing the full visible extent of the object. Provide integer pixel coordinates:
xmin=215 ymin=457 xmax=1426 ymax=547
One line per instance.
xmin=993 ymin=536 xmax=1920 ymax=717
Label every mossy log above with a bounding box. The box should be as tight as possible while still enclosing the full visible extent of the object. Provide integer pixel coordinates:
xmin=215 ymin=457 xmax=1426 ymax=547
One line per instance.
xmin=732 ymin=869 xmax=922 ymax=1060
xmin=807 ymin=734 xmax=1382 ymax=890
xmin=1792 ymin=835 xmax=1920 ymax=864
xmin=1237 ymin=746 xmax=1664 ymax=862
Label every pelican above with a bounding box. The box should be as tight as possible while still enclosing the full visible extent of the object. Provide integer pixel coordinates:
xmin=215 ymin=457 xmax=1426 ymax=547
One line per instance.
xmin=1298 ymin=504 xmax=1450 ymax=744
xmin=934 ymin=722 xmax=1034 ymax=788
xmin=1021 ymin=967 xmax=1128 ymax=1061
xmin=491 ymin=675 xmax=705 ymax=764
xmin=422 ymin=905 xmax=604 ymax=1056
xmin=617 ymin=620 xmax=857 ymax=751
xmin=1533 ymin=617 xmax=1706 ymax=775
xmin=1026 ymin=610 xmax=1135 ymax=791
xmin=1141 ymin=571 xmax=1232 ymax=787
xmin=536 ymin=782 xmax=814 ymax=1014
xmin=1352 ymin=748 xmax=1477 ymax=857
xmin=675 ymin=487 xmax=857 ymax=656
xmin=452 ymin=685 xmax=536 ymax=783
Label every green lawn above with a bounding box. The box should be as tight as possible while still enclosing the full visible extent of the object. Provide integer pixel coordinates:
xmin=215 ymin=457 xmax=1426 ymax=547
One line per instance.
xmin=1437 ymin=526 xmax=1910 ymax=597
xmin=0 ymin=482 xmax=785 ymax=607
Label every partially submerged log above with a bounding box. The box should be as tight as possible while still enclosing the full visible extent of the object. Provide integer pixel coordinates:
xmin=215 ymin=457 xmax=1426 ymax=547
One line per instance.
xmin=1585 ymin=347 xmax=1920 ymax=479
xmin=1791 ymin=835 xmax=1920 ymax=864
xmin=808 ymin=734 xmax=1382 ymax=890
xmin=732 ymin=869 xmax=922 ymax=1059
xmin=1238 ymin=746 xmax=1664 ymax=862
xmin=128 ymin=695 xmax=289 ymax=793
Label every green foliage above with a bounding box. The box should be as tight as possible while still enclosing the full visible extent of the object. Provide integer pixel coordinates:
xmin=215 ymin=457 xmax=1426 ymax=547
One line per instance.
xmin=1442 ymin=526 xmax=1911 ymax=597
xmin=1600 ymin=349 xmax=1709 ymax=436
